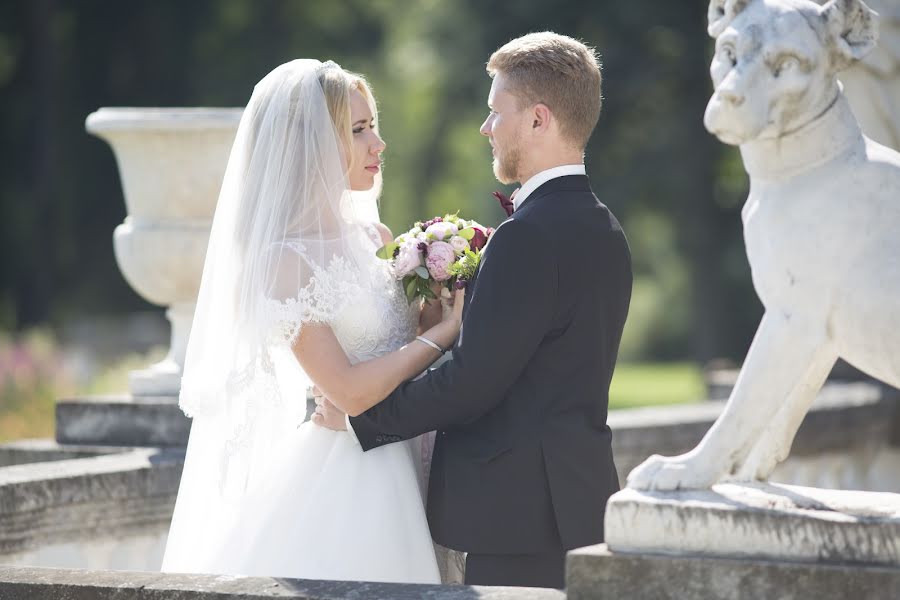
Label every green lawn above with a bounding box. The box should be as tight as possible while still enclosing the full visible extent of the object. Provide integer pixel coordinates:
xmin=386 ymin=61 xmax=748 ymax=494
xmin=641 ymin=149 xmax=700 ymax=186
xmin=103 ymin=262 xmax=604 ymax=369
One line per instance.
xmin=1 ymin=337 xmax=702 ymax=443
xmin=609 ymin=362 xmax=704 ymax=410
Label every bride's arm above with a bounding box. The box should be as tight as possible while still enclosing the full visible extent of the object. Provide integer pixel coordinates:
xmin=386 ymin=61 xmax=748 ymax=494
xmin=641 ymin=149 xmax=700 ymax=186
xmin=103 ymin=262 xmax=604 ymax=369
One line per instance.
xmin=291 ymin=295 xmax=462 ymax=418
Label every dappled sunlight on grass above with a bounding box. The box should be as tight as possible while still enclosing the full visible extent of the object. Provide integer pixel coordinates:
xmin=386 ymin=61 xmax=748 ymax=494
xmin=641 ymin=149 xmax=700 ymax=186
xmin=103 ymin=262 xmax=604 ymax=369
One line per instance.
xmin=1 ymin=329 xmax=704 ymax=444
xmin=81 ymin=347 xmax=167 ymax=396
xmin=609 ymin=362 xmax=705 ymax=410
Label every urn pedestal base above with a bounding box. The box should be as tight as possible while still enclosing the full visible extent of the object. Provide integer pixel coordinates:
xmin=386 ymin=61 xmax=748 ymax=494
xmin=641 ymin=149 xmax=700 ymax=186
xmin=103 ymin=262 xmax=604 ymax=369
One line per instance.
xmin=566 ymin=544 xmax=900 ymax=600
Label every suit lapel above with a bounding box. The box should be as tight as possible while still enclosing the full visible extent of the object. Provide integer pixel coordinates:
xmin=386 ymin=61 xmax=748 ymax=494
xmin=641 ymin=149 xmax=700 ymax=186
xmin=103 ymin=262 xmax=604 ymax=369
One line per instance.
xmin=461 ymin=175 xmax=591 ymax=320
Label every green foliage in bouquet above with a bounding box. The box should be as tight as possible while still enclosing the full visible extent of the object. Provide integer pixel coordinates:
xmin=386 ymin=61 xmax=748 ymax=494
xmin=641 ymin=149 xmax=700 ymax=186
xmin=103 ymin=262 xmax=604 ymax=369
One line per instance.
xmin=448 ymin=249 xmax=481 ymax=285
xmin=401 ymin=268 xmax=438 ymax=303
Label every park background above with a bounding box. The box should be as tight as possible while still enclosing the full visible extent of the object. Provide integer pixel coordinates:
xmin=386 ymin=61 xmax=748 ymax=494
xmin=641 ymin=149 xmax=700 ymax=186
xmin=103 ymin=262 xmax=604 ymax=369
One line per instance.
xmin=0 ymin=0 xmax=760 ymax=441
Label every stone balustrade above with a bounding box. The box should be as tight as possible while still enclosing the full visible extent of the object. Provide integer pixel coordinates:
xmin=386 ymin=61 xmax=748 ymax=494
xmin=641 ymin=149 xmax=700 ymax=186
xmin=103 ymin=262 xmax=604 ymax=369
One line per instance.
xmin=0 ymin=567 xmax=565 ymax=600
xmin=1 ymin=380 xmax=897 ymax=594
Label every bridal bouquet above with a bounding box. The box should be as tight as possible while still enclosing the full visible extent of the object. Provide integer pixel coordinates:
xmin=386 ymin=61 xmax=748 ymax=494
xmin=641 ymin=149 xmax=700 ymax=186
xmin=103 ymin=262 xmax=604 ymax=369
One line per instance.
xmin=377 ymin=213 xmax=494 ymax=303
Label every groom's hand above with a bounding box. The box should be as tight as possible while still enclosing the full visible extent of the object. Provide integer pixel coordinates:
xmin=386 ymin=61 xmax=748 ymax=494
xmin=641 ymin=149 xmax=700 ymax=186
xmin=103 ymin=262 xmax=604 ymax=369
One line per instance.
xmin=311 ymin=388 xmax=347 ymax=431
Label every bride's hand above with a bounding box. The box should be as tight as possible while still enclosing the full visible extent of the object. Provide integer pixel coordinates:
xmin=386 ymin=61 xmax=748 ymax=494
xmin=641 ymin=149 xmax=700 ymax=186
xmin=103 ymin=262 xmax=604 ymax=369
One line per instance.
xmin=418 ymin=282 xmax=444 ymax=331
xmin=419 ymin=288 xmax=464 ymax=353
xmin=311 ymin=386 xmax=347 ymax=431
xmin=441 ymin=288 xmax=465 ymax=329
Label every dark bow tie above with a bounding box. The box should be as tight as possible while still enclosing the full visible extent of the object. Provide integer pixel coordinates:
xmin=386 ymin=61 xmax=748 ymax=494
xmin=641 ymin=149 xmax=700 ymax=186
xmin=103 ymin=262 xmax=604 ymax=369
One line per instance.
xmin=493 ymin=190 xmax=515 ymax=217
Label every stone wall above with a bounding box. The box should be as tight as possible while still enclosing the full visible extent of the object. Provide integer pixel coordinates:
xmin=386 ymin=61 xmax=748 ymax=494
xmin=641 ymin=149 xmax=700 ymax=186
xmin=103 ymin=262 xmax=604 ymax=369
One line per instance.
xmin=0 ymin=446 xmax=183 ymax=567
xmin=610 ymin=382 xmax=900 ymax=491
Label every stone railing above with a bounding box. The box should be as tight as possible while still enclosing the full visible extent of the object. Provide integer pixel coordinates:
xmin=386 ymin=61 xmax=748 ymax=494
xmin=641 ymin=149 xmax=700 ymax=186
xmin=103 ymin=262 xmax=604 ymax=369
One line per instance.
xmin=0 ymin=381 xmax=897 ymax=593
xmin=0 ymin=446 xmax=183 ymax=567
xmin=0 ymin=566 xmax=565 ymax=599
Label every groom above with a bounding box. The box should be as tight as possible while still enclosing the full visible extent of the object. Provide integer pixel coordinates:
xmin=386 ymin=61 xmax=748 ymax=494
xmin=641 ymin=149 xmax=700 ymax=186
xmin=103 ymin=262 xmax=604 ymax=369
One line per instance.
xmin=316 ymin=32 xmax=632 ymax=589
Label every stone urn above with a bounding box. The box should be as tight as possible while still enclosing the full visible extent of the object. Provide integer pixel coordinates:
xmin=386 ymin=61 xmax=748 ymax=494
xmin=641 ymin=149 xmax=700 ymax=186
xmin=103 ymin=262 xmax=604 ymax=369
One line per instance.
xmin=85 ymin=108 xmax=243 ymax=397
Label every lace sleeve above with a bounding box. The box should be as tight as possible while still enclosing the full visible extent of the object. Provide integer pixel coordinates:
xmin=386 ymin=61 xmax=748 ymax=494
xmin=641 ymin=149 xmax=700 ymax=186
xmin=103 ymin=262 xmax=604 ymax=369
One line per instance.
xmin=264 ymin=241 xmax=368 ymax=347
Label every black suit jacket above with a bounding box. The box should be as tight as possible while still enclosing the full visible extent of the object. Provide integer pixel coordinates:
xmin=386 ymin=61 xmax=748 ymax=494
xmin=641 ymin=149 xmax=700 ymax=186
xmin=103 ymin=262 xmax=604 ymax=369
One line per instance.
xmin=350 ymin=175 xmax=632 ymax=554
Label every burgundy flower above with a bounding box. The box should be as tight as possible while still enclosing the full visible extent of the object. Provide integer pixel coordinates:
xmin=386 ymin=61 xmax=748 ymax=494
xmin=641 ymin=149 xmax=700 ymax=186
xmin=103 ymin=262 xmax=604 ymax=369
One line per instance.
xmin=470 ymin=226 xmax=489 ymax=252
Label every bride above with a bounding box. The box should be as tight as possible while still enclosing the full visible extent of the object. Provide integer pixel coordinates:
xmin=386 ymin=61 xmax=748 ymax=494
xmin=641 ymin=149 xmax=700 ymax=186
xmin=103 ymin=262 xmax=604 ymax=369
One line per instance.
xmin=160 ymin=59 xmax=462 ymax=584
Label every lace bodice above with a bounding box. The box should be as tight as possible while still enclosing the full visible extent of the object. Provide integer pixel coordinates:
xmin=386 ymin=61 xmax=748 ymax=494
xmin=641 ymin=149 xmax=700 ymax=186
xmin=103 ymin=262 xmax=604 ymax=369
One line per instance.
xmin=267 ymin=237 xmax=419 ymax=363
xmin=324 ymin=258 xmax=419 ymax=363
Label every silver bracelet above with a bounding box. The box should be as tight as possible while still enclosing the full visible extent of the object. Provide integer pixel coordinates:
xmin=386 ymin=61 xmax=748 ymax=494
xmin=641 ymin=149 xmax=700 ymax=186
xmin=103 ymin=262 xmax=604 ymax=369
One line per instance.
xmin=415 ymin=335 xmax=445 ymax=354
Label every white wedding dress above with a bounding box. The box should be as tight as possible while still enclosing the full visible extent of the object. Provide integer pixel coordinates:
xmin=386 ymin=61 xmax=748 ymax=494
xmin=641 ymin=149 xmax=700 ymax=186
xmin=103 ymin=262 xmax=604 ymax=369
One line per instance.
xmin=162 ymin=59 xmax=455 ymax=585
xmin=161 ymin=249 xmax=442 ymax=584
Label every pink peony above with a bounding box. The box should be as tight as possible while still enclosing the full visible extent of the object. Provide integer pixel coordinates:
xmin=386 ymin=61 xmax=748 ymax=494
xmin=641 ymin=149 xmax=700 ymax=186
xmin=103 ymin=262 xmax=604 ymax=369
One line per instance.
xmin=393 ymin=240 xmax=424 ymax=279
xmin=425 ymin=241 xmax=456 ymax=281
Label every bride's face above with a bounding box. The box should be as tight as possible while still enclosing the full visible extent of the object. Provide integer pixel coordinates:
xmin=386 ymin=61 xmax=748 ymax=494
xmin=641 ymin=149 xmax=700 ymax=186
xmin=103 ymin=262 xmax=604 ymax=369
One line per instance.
xmin=347 ymin=88 xmax=386 ymax=191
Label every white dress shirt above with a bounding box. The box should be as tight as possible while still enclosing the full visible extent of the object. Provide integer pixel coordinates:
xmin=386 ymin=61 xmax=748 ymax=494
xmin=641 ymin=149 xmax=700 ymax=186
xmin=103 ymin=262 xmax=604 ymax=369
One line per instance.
xmin=345 ymin=163 xmax=587 ymax=443
xmin=512 ymin=163 xmax=586 ymax=212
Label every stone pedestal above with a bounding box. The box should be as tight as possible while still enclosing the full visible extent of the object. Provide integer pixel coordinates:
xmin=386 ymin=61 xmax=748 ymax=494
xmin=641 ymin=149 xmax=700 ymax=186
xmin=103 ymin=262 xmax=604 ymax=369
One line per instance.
xmin=579 ymin=482 xmax=900 ymax=598
xmin=53 ymin=394 xmax=318 ymax=448
xmin=566 ymin=544 xmax=900 ymax=600
xmin=85 ymin=107 xmax=243 ymax=398
xmin=55 ymin=396 xmax=191 ymax=447
xmin=606 ymin=482 xmax=900 ymax=566
xmin=125 ymin=304 xmax=194 ymax=397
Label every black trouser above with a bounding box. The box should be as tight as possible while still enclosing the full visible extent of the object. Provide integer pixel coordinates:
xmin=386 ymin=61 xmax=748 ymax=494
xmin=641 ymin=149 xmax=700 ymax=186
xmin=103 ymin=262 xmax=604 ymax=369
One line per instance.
xmin=464 ymin=547 xmax=567 ymax=589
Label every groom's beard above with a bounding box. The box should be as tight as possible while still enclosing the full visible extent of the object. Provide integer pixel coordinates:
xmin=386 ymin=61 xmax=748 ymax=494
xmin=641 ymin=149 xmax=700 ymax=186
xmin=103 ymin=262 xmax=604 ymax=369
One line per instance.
xmin=493 ymin=137 xmax=522 ymax=185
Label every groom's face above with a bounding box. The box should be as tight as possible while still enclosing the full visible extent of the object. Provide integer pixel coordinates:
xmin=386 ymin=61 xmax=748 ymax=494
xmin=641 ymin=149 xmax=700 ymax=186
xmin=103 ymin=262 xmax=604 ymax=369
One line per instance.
xmin=481 ymin=73 xmax=525 ymax=185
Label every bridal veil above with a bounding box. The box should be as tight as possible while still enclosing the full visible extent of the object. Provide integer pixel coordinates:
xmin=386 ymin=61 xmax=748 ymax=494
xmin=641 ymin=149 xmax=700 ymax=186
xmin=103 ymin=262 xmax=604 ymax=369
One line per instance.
xmin=178 ymin=59 xmax=382 ymax=491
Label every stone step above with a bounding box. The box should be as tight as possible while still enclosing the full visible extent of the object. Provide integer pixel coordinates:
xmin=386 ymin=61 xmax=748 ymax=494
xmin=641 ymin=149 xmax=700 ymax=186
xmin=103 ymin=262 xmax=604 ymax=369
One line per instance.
xmin=55 ymin=395 xmax=191 ymax=447
xmin=0 ymin=439 xmax=131 ymax=468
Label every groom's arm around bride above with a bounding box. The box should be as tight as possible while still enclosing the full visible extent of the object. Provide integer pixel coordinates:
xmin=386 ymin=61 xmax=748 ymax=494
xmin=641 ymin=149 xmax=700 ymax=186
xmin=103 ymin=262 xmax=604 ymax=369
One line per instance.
xmin=319 ymin=32 xmax=632 ymax=589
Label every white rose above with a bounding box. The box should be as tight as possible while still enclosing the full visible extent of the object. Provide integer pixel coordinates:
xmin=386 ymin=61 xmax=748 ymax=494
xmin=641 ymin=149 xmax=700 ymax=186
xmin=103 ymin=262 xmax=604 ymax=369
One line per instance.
xmin=425 ymin=221 xmax=459 ymax=241
xmin=449 ymin=235 xmax=469 ymax=254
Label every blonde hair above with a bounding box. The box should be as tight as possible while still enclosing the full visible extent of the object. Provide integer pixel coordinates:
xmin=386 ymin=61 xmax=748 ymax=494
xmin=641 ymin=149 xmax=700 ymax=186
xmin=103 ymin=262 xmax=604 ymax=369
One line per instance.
xmin=487 ymin=32 xmax=602 ymax=150
xmin=318 ymin=65 xmax=379 ymax=171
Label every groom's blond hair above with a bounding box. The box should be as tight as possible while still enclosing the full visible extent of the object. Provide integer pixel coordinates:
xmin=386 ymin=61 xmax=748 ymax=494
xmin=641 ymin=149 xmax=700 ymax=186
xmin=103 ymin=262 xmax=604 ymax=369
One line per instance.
xmin=487 ymin=32 xmax=602 ymax=150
